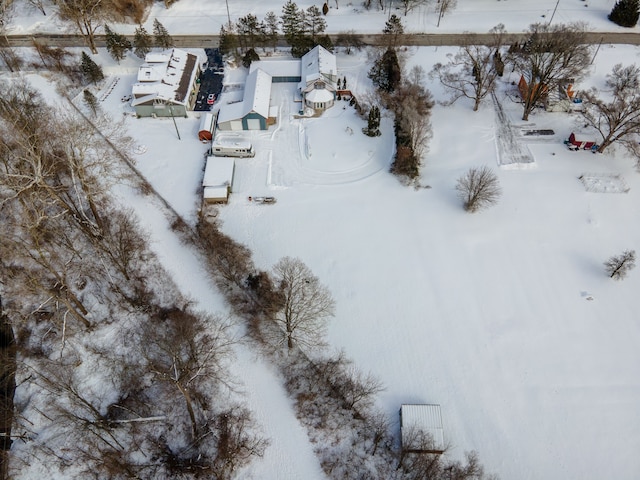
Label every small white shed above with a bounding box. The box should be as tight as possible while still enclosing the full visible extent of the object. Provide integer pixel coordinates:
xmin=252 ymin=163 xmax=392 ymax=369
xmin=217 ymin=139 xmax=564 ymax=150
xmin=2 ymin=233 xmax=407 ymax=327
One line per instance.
xmin=202 ymin=156 xmax=235 ymax=204
xmin=400 ymin=404 xmax=445 ymax=454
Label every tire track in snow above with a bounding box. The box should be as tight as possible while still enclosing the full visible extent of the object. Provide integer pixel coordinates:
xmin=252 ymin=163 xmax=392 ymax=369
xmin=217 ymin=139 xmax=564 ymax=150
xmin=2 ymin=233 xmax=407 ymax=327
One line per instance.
xmin=492 ymin=90 xmax=535 ymax=166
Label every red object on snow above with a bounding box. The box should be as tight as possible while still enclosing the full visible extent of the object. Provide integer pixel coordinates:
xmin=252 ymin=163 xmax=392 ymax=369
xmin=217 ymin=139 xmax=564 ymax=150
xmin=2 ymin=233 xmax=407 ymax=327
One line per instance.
xmin=567 ymin=132 xmax=598 ymax=151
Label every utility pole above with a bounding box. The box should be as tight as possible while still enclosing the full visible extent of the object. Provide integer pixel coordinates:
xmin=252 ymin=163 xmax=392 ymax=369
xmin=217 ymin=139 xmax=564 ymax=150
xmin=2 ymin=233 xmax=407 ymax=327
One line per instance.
xmin=225 ymin=0 xmax=232 ymax=28
xmin=548 ymin=0 xmax=560 ymax=25
xmin=168 ymin=104 xmax=181 ymax=140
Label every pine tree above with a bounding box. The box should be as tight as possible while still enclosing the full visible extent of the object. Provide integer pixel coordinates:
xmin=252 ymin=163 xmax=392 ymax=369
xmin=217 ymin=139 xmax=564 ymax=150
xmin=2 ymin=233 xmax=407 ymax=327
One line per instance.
xmin=153 ymin=18 xmax=174 ymax=49
xmin=383 ymin=14 xmax=404 ymax=49
xmin=368 ymin=48 xmax=401 ymax=93
xmin=263 ymin=11 xmax=280 ymax=51
xmin=281 ymin=0 xmax=303 ymax=42
xmin=363 ymin=105 xmax=381 ymax=137
xmin=609 ymin=0 xmax=640 ymax=27
xmin=80 ymin=51 xmax=104 ymax=84
xmin=238 ymin=14 xmax=261 ymax=51
xmin=219 ymin=24 xmax=238 ymax=56
xmin=305 ymin=5 xmax=326 ymax=41
xmin=83 ymin=89 xmax=99 ymax=116
xmin=104 ymin=25 xmax=131 ymax=63
xmin=133 ymin=25 xmax=152 ymax=59
xmin=242 ymin=48 xmax=260 ymax=68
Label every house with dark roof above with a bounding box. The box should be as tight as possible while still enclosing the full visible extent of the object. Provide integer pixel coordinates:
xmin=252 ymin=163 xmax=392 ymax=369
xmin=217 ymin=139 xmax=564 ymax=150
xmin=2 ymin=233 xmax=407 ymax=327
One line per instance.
xmin=131 ymin=48 xmax=205 ymax=118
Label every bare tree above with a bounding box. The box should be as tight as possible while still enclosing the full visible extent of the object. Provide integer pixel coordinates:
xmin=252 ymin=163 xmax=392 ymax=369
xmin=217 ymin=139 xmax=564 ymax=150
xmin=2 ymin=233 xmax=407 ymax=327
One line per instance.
xmin=57 ymin=0 xmax=111 ymax=54
xmin=510 ymin=22 xmax=591 ymax=121
xmin=272 ymin=257 xmax=335 ymax=351
xmin=209 ymin=406 xmax=269 ymax=480
xmin=399 ymin=0 xmax=428 ymax=16
xmin=142 ymin=308 xmax=236 ymax=441
xmin=604 ymin=250 xmax=636 ymax=280
xmin=436 ymin=0 xmax=457 ymax=27
xmin=26 ymin=0 xmax=48 ymax=15
xmin=456 ymin=166 xmax=502 ymax=213
xmin=431 ymin=26 xmax=506 ymax=111
xmin=335 ymin=30 xmax=364 ymax=55
xmin=581 ymin=64 xmax=640 ymax=159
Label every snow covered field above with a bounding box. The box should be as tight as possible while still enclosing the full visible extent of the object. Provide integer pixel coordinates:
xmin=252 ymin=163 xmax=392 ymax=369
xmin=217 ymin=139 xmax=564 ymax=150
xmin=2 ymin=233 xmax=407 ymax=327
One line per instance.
xmin=3 ymin=1 xmax=640 ymax=479
xmin=64 ymin=41 xmax=640 ymax=480
xmin=4 ymin=0 xmax=635 ymax=37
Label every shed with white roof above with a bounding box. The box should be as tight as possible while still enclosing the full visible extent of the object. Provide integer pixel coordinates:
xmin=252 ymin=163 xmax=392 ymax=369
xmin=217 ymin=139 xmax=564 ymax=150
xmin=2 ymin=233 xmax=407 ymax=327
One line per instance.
xmin=399 ymin=404 xmax=445 ymax=454
xmin=202 ymin=156 xmax=235 ymax=204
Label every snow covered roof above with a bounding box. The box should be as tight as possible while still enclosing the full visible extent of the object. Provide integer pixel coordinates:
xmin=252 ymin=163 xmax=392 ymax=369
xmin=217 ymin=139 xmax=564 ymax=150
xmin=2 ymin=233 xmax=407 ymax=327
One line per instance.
xmin=300 ymin=45 xmax=337 ymax=88
xmin=203 ymin=186 xmax=229 ymax=201
xmin=212 ymin=137 xmax=252 ymax=150
xmin=250 ymin=60 xmax=301 ymax=78
xmin=218 ymin=68 xmax=272 ymax=123
xmin=199 ymin=112 xmax=216 ymax=133
xmin=132 ymin=48 xmax=203 ymax=106
xmin=203 ymin=156 xmax=235 ymax=187
xmin=400 ymin=404 xmax=445 ymax=452
xmin=305 ymin=88 xmax=334 ymax=103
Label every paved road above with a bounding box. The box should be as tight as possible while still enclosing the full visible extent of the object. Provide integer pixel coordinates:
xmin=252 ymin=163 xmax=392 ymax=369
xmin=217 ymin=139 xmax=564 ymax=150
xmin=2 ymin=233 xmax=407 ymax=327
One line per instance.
xmin=2 ymin=32 xmax=639 ymax=49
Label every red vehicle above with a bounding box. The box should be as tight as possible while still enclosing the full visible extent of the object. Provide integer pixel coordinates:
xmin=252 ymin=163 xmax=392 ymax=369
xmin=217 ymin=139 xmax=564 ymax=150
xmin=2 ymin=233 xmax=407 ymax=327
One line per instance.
xmin=566 ymin=132 xmax=598 ymax=152
xmin=207 ymin=93 xmax=216 ymax=105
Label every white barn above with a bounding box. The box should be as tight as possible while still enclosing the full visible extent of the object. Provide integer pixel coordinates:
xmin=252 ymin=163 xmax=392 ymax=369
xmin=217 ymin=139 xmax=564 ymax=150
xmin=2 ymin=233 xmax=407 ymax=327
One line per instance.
xmin=217 ymin=68 xmax=273 ymax=131
xmin=399 ymin=404 xmax=445 ymax=454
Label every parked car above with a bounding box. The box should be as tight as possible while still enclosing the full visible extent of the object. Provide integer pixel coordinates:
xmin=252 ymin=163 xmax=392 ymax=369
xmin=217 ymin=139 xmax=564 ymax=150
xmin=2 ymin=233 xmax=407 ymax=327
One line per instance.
xmin=121 ymin=94 xmax=132 ymax=102
xmin=207 ymin=93 xmax=216 ymax=105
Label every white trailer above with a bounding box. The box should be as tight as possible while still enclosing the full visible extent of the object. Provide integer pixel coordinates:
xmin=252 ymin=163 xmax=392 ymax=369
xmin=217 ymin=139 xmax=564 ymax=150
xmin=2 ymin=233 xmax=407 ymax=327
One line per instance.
xmin=210 ymin=139 xmax=255 ymax=158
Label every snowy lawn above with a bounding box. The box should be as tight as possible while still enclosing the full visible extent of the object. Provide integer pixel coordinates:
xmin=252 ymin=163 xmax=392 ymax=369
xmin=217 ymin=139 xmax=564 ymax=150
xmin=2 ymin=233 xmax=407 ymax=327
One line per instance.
xmin=205 ymin=47 xmax=639 ymax=480
xmin=18 ymin=37 xmax=640 ymax=480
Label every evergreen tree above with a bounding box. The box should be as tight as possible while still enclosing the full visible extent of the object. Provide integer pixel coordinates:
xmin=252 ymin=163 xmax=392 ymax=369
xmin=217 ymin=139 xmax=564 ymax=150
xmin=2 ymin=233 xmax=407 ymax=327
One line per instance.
xmin=82 ymin=89 xmax=99 ymax=116
xmin=153 ymin=18 xmax=174 ymax=49
xmin=291 ymin=35 xmax=315 ymax=58
xmin=608 ymin=0 xmax=640 ymax=27
xmin=383 ymin=14 xmax=404 ymax=49
xmin=242 ymin=48 xmax=260 ymax=68
xmin=263 ymin=11 xmax=280 ymax=51
xmin=104 ymin=25 xmax=131 ymax=63
xmin=80 ymin=51 xmax=104 ymax=84
xmin=281 ymin=0 xmax=303 ymax=43
xmin=363 ymin=105 xmax=381 ymax=137
xmin=368 ymin=48 xmax=401 ymax=93
xmin=133 ymin=25 xmax=152 ymax=58
xmin=305 ymin=5 xmax=326 ymax=41
xmin=238 ymin=14 xmax=261 ymax=51
xmin=315 ymin=34 xmax=333 ymax=53
xmin=219 ymin=24 xmax=239 ymax=56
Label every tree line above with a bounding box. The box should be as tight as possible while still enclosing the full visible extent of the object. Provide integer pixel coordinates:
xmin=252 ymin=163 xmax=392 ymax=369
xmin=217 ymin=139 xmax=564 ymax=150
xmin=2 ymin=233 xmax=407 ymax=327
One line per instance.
xmin=0 ymin=81 xmax=267 ymax=479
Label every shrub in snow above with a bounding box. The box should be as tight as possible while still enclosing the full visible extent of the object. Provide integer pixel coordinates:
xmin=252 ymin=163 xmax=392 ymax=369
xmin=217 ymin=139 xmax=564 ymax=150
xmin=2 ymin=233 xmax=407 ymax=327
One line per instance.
xmin=604 ymin=250 xmax=636 ymax=280
xmin=456 ymin=166 xmax=502 ymax=213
